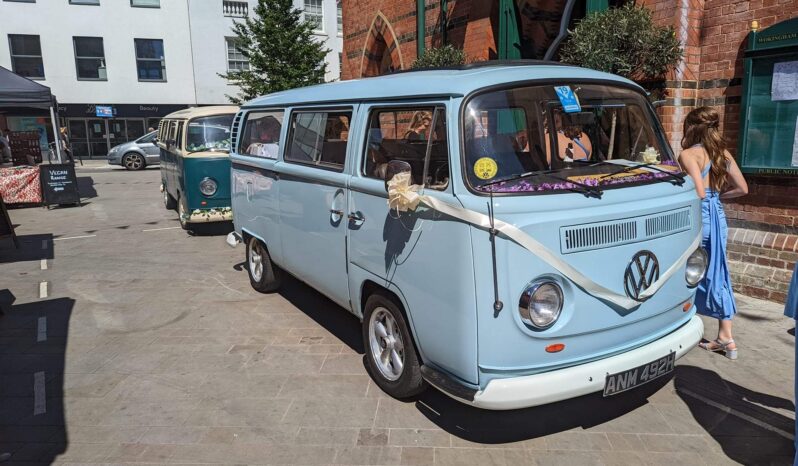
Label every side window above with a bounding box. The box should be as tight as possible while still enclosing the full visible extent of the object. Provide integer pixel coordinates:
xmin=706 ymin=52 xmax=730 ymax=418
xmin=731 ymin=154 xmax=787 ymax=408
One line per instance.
xmin=364 ymin=107 xmax=449 ymax=190
xmin=285 ymin=110 xmax=351 ymax=170
xmin=175 ymin=121 xmax=184 ymax=150
xmin=240 ymin=110 xmax=284 ymax=159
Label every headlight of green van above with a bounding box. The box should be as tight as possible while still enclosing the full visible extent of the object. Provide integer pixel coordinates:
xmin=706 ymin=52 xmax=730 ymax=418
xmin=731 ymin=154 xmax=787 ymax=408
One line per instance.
xmin=519 ymin=280 xmax=563 ymax=329
xmin=199 ymin=177 xmax=218 ymax=197
xmin=685 ymin=247 xmax=708 ymax=287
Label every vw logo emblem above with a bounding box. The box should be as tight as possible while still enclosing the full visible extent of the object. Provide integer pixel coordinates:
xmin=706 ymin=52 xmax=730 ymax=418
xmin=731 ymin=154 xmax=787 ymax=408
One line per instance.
xmin=624 ymin=251 xmax=660 ymax=301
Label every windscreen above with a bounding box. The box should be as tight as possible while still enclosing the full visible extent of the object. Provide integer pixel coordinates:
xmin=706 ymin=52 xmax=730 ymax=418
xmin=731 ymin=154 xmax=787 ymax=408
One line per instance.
xmin=463 ymin=84 xmax=680 ymax=194
xmin=186 ymin=114 xmax=234 ymax=153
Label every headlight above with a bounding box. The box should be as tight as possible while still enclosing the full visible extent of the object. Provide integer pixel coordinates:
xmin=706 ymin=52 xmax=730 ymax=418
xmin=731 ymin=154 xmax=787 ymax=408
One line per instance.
xmin=199 ymin=177 xmax=218 ymax=196
xmin=685 ymin=247 xmax=708 ymax=287
xmin=519 ymin=280 xmax=563 ymax=329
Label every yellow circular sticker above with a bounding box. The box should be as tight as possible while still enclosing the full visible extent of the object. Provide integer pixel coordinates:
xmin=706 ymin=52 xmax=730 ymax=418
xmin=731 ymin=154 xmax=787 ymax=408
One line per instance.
xmin=474 ymin=157 xmax=498 ymax=180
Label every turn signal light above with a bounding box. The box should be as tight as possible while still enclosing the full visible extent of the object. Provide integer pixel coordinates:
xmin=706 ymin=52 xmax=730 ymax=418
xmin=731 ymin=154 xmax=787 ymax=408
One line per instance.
xmin=545 ymin=343 xmax=565 ymax=353
xmin=201 ymin=201 xmax=207 ymax=206
xmin=683 ymin=301 xmax=692 ymax=312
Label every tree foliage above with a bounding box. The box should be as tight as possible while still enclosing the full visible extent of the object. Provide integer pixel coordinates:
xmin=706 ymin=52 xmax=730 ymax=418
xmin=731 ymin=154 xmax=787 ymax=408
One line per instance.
xmin=559 ymin=4 xmax=682 ymax=82
xmin=220 ymin=0 xmax=329 ymax=104
xmin=410 ymin=45 xmax=467 ymax=69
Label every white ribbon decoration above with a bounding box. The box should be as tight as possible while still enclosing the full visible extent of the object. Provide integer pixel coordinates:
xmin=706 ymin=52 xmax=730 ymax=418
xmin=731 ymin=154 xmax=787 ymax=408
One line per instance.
xmin=386 ymin=173 xmax=701 ymax=310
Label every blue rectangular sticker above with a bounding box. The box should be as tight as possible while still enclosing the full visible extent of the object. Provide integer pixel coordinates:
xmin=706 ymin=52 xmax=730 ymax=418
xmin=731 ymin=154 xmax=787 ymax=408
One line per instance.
xmin=95 ymin=105 xmax=114 ymax=118
xmin=554 ymin=86 xmax=581 ymax=113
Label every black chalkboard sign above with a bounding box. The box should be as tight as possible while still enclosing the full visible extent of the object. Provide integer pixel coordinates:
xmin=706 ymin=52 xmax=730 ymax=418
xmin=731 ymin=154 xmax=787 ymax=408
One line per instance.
xmin=40 ymin=164 xmax=80 ymax=207
xmin=0 ymin=195 xmax=17 ymax=248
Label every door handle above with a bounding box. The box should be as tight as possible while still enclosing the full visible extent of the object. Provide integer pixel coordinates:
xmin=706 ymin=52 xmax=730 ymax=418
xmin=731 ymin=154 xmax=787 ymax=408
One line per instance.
xmin=348 ymin=212 xmax=365 ymax=222
xmin=330 ymin=209 xmax=344 ymax=216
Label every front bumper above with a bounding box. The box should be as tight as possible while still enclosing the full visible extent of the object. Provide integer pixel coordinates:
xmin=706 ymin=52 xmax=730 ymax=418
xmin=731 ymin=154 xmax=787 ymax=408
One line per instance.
xmin=429 ymin=315 xmax=703 ymax=410
xmin=185 ymin=207 xmax=233 ymax=223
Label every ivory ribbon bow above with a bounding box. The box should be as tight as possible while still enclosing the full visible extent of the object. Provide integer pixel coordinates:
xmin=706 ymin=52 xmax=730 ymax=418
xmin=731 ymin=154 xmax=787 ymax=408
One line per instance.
xmin=385 ymin=172 xmax=701 ymax=311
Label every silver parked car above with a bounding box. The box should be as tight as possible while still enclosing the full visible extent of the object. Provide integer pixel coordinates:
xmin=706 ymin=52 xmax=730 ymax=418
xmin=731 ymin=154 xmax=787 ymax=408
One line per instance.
xmin=107 ymin=131 xmax=159 ymax=170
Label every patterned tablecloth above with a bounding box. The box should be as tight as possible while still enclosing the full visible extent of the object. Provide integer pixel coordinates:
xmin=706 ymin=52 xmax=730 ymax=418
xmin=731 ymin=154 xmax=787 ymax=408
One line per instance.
xmin=0 ymin=166 xmax=42 ymax=204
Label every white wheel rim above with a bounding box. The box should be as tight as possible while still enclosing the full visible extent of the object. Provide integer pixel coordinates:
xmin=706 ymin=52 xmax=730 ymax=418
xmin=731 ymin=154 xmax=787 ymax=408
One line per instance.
xmin=248 ymin=238 xmax=264 ymax=282
xmin=368 ymin=307 xmax=404 ymax=381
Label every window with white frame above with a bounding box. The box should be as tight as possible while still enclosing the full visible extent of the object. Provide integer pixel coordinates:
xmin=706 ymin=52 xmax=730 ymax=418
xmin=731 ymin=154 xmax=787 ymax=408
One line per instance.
xmin=225 ymin=38 xmax=249 ymax=72
xmin=304 ymin=0 xmax=323 ymax=31
xmin=337 ymin=1 xmax=342 ymax=34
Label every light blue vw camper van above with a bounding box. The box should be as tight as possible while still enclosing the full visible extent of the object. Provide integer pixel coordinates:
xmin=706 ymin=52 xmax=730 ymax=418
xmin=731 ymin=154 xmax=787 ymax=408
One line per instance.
xmin=227 ymin=62 xmax=708 ymax=410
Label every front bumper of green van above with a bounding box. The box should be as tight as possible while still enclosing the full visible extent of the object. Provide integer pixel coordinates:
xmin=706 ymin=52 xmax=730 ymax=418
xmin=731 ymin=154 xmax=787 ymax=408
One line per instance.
xmin=184 ymin=207 xmax=233 ymax=223
xmin=424 ymin=314 xmax=703 ymax=410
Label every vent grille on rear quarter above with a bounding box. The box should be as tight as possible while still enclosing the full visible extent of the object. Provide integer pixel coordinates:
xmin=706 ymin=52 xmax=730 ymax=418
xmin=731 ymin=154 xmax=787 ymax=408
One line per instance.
xmin=230 ymin=111 xmax=244 ymax=154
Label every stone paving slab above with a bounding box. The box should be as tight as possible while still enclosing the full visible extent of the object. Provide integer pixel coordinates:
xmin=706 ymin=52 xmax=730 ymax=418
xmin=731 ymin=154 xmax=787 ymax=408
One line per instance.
xmin=0 ymin=167 xmax=795 ymax=465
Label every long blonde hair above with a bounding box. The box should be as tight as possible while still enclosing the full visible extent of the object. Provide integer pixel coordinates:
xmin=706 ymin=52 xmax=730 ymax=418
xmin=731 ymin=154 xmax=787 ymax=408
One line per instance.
xmin=681 ymin=107 xmax=727 ymax=192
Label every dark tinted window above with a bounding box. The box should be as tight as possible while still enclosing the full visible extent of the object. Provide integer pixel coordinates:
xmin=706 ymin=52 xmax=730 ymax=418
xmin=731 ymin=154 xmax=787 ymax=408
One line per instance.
xmin=134 ymin=38 xmax=165 ymax=81
xmin=9 ymin=34 xmax=44 ymax=79
xmin=73 ymin=37 xmax=106 ymax=80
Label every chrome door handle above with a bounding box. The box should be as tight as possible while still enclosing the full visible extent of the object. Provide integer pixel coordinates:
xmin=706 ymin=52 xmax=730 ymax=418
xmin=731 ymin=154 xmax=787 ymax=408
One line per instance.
xmin=348 ymin=212 xmax=365 ymax=221
xmin=330 ymin=209 xmax=344 ymax=216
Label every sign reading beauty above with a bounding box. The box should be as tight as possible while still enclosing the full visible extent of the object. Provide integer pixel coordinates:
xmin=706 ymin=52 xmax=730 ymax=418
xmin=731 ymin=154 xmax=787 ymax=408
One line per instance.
xmin=40 ymin=164 xmax=80 ymax=206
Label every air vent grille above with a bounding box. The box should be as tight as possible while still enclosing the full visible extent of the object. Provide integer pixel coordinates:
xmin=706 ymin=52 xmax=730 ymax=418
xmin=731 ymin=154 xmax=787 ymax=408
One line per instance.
xmin=562 ymin=221 xmax=638 ymax=253
xmin=230 ymin=111 xmax=244 ymax=154
xmin=645 ymin=208 xmax=691 ymax=239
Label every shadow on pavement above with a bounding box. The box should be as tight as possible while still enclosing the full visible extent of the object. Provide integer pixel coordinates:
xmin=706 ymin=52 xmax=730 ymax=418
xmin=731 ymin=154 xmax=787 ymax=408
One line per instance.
xmin=0 ymin=293 xmax=74 ymax=464
xmin=188 ymin=221 xmax=234 ymax=237
xmin=413 ymin=372 xmax=671 ymax=443
xmin=0 ymin=233 xmax=53 ymax=264
xmin=277 ymin=274 xmax=364 ymax=354
xmin=76 ymin=176 xmax=98 ymax=200
xmin=675 ymin=365 xmax=796 ymax=465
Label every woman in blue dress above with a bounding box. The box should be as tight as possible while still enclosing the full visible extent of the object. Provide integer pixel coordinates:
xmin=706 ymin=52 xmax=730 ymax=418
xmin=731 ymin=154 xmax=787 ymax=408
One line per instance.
xmin=678 ymin=107 xmax=748 ymax=360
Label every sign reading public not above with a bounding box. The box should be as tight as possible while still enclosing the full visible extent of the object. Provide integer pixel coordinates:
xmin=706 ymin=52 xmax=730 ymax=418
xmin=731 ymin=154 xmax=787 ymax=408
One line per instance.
xmin=40 ymin=164 xmax=80 ymax=207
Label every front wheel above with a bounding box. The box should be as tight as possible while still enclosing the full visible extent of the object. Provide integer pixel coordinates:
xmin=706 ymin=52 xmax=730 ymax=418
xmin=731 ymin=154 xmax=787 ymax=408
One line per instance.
xmin=177 ymin=195 xmax=189 ymax=230
xmin=246 ymin=236 xmax=282 ymax=293
xmin=362 ymin=293 xmax=425 ymax=399
xmin=122 ymin=153 xmax=145 ymax=171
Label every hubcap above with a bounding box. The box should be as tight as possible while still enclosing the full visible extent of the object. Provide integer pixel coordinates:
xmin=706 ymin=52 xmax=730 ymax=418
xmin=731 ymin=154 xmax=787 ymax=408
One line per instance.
xmin=125 ymin=155 xmax=142 ymax=169
xmin=248 ymin=238 xmax=264 ymax=282
xmin=368 ymin=307 xmax=404 ymax=381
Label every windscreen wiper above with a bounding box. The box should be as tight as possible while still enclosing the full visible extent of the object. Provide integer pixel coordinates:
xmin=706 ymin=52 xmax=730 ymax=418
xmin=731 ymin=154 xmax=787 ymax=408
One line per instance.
xmin=480 ymin=170 xmax=603 ymax=199
xmin=598 ymin=162 xmax=685 ymax=186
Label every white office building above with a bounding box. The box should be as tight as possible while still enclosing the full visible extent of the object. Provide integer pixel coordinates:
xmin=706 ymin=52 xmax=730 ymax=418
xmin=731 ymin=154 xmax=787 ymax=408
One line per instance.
xmin=0 ymin=0 xmax=343 ymax=158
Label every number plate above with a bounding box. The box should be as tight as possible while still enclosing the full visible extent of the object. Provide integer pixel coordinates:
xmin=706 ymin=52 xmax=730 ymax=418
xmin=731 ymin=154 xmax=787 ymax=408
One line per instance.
xmin=603 ymin=352 xmax=675 ymax=397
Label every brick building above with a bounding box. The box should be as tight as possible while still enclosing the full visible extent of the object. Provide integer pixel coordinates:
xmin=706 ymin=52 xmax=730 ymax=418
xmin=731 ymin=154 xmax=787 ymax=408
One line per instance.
xmin=341 ymin=0 xmax=798 ymax=303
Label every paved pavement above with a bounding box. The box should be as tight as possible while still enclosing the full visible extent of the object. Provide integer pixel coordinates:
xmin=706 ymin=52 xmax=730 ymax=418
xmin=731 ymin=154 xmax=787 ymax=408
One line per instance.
xmin=0 ymin=165 xmax=795 ymax=465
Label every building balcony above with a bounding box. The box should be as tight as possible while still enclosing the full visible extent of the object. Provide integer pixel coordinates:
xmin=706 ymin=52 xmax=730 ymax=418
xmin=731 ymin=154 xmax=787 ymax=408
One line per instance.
xmin=223 ymin=0 xmax=248 ymax=17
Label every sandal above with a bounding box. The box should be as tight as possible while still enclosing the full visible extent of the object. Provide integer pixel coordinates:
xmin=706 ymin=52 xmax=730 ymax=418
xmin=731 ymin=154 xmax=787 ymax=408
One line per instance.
xmin=699 ymin=338 xmax=738 ymax=360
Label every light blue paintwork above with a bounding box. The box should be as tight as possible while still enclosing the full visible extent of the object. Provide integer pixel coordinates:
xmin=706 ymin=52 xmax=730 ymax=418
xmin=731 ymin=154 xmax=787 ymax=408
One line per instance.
xmin=231 ymin=64 xmax=702 ymax=391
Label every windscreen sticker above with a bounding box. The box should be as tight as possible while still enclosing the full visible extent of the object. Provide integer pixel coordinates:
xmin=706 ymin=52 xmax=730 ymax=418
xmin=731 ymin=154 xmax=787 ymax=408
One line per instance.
xmin=474 ymin=157 xmax=498 ymax=180
xmin=554 ymin=86 xmax=582 ymax=113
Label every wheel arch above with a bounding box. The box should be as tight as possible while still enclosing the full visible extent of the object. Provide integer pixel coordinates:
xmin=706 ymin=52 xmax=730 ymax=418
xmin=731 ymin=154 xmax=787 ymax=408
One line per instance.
xmin=359 ymin=279 xmax=426 ymax=365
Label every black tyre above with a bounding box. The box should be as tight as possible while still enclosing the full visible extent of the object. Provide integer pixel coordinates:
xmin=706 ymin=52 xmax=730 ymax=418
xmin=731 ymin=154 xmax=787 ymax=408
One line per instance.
xmin=246 ymin=236 xmax=282 ymax=293
xmin=163 ymin=186 xmax=177 ymax=210
xmin=122 ymin=152 xmax=145 ymax=171
xmin=362 ymin=292 xmax=425 ymax=399
xmin=177 ymin=194 xmax=189 ymax=230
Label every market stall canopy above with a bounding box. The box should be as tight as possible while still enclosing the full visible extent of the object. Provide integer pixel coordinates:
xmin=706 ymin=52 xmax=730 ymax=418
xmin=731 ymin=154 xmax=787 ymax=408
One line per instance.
xmin=0 ymin=65 xmax=55 ymax=109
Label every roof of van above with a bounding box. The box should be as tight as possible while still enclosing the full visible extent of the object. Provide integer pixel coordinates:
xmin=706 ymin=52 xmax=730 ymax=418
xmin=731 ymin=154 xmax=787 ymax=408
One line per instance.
xmin=242 ymin=61 xmax=641 ymax=108
xmin=162 ymin=105 xmax=239 ymax=119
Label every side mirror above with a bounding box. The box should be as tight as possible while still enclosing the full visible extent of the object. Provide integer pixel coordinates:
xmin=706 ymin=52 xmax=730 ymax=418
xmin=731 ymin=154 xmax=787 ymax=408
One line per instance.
xmin=384 ymin=160 xmax=412 ymax=192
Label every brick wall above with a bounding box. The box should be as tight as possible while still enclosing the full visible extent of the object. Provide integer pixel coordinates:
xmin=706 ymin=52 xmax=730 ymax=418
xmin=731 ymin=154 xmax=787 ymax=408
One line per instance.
xmin=341 ymin=0 xmax=495 ymax=80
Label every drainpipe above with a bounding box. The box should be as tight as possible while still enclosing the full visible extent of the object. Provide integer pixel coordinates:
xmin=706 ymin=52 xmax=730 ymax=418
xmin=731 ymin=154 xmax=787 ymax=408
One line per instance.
xmin=440 ymin=0 xmax=447 ymax=46
xmin=417 ymin=0 xmax=425 ymax=59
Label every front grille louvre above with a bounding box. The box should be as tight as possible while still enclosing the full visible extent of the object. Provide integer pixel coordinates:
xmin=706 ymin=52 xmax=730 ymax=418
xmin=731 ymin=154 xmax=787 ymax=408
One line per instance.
xmin=645 ymin=209 xmax=690 ymax=238
xmin=560 ymin=207 xmax=692 ymax=254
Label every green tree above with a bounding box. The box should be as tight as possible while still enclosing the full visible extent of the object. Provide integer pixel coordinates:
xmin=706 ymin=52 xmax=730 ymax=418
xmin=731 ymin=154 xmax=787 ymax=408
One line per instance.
xmin=410 ymin=45 xmax=467 ymax=69
xmin=221 ymin=0 xmax=329 ymax=104
xmin=559 ymin=4 xmax=682 ymax=84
